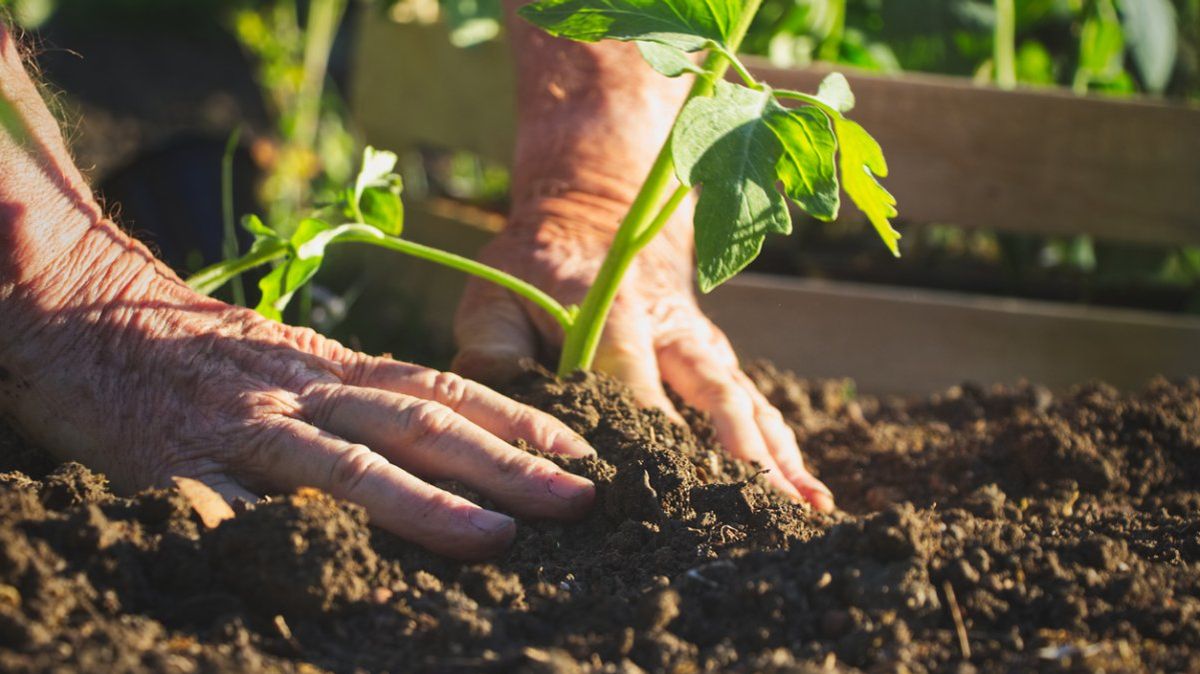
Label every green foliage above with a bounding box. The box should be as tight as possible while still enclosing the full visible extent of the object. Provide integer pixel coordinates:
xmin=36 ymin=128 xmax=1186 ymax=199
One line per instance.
xmin=672 ymin=81 xmax=837 ymax=290
xmin=518 ymin=0 xmax=741 ymax=52
xmin=521 ymin=0 xmax=898 ymax=298
xmin=518 ymin=0 xmax=898 ymax=372
xmin=190 ymin=147 xmax=406 ymax=319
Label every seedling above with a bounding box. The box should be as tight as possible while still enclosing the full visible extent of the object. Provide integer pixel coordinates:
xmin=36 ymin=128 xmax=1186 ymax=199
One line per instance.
xmin=189 ymin=0 xmax=899 ymax=379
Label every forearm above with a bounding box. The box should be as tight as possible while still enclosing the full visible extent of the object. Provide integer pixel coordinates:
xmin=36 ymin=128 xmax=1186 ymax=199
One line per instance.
xmin=504 ymin=1 xmax=694 ymax=241
xmin=0 ymin=25 xmax=185 ymax=375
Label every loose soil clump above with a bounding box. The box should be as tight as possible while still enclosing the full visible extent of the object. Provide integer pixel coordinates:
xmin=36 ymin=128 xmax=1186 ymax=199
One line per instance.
xmin=0 ymin=365 xmax=1196 ymax=673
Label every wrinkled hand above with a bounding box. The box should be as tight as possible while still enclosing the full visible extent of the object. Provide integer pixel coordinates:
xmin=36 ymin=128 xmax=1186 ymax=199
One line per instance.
xmin=0 ymin=223 xmax=596 ymax=560
xmin=453 ymin=197 xmax=834 ymax=512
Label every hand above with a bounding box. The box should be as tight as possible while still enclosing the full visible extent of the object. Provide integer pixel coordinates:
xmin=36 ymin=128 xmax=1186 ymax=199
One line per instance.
xmin=453 ymin=194 xmax=834 ymax=512
xmin=0 ymin=221 xmax=596 ymax=560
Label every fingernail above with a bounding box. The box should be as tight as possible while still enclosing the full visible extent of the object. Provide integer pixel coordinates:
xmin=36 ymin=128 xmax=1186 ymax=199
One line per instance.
xmin=547 ymin=473 xmax=595 ymax=504
xmin=467 ymin=509 xmax=515 ymax=534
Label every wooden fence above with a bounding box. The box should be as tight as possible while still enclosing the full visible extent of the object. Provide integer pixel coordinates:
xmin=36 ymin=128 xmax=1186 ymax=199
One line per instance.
xmin=350 ymin=14 xmax=1200 ymax=394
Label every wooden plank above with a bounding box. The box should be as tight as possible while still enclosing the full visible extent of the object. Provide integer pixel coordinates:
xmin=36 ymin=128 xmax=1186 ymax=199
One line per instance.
xmin=350 ymin=15 xmax=516 ymax=165
xmin=699 ymin=273 xmax=1200 ymax=395
xmin=751 ymin=61 xmax=1200 ymax=247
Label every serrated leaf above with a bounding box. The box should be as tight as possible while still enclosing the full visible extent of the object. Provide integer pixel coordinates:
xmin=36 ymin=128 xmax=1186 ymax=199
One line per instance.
xmin=518 ymin=0 xmax=741 ymax=52
xmin=816 ymin=72 xmax=855 ymax=112
xmin=833 ymin=118 xmax=900 ymax=256
xmin=673 ymin=81 xmax=840 ymax=292
xmin=637 ymin=41 xmax=704 ymax=77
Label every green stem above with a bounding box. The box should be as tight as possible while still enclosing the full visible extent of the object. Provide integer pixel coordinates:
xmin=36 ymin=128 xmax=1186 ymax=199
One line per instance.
xmin=555 ymin=0 xmax=765 ymax=377
xmin=187 ymin=241 xmax=288 ymax=295
xmin=994 ymin=0 xmax=1017 ymax=90
xmin=340 ymin=233 xmax=577 ymax=331
xmin=221 ymin=127 xmax=246 ymax=306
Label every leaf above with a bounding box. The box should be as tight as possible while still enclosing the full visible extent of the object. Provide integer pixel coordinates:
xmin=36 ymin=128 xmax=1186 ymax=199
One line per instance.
xmin=673 ymin=81 xmax=840 ymax=292
xmin=1118 ymin=0 xmax=1177 ymax=94
xmin=354 ymin=146 xmax=400 ymax=206
xmin=254 ymin=221 xmax=386 ymax=320
xmin=833 ymin=117 xmax=900 ymax=256
xmin=518 ymin=0 xmax=741 ymax=52
xmin=358 ymin=187 xmax=404 ymax=236
xmin=242 ymin=213 xmax=277 ymax=239
xmin=816 ymin=72 xmax=855 ymax=112
xmin=637 ymin=41 xmax=705 ymax=77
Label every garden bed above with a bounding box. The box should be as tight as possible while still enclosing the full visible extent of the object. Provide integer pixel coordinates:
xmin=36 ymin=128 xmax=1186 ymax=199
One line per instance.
xmin=0 ymin=365 xmax=1196 ymax=673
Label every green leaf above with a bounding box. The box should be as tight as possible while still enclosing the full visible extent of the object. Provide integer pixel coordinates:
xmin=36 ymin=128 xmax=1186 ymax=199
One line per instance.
xmin=242 ymin=213 xmax=277 ymax=239
xmin=816 ymin=72 xmax=855 ymax=112
xmin=358 ymin=187 xmax=404 ymax=236
xmin=253 ymin=219 xmax=385 ymax=321
xmin=636 ymin=41 xmax=705 ymax=77
xmin=518 ymin=0 xmax=741 ymax=52
xmin=833 ymin=117 xmax=900 ymax=256
xmin=673 ymin=81 xmax=840 ymax=292
xmin=255 ymin=257 xmax=320 ymax=321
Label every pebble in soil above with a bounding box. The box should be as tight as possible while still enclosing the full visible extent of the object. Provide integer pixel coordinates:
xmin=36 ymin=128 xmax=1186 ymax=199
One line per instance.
xmin=0 ymin=364 xmax=1196 ymax=673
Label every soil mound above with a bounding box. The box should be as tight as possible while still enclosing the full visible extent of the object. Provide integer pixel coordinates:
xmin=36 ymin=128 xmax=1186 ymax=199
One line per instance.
xmin=0 ymin=365 xmax=1196 ymax=673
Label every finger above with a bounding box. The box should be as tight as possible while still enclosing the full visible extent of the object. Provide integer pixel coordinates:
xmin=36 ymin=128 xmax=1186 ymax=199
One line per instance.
xmin=251 ymin=418 xmax=516 ymax=560
xmin=453 ymin=278 xmax=540 ymax=387
xmin=734 ymin=369 xmax=835 ymax=513
xmin=303 ymin=385 xmax=594 ymax=520
xmin=350 ymin=360 xmax=594 ymax=458
xmin=658 ymin=335 xmax=803 ymax=501
xmin=594 ymin=315 xmax=682 ymax=422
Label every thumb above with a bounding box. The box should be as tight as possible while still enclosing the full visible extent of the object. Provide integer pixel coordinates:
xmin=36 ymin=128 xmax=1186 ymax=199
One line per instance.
xmin=453 ymin=278 xmax=539 ymax=387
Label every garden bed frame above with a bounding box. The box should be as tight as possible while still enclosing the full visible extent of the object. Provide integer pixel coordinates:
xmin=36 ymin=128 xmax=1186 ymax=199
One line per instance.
xmin=350 ymin=14 xmax=1200 ymax=395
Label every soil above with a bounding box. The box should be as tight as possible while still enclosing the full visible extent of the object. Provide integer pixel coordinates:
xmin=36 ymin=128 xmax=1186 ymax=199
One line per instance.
xmin=0 ymin=365 xmax=1197 ymax=673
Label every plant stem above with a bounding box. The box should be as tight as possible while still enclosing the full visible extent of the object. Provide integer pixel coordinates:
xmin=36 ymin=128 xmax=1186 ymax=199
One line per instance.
xmin=555 ymin=0 xmax=764 ymax=377
xmin=188 ymin=241 xmax=288 ymax=296
xmin=338 ymin=233 xmax=577 ymax=331
xmin=994 ymin=0 xmax=1017 ymax=90
xmin=221 ymin=127 xmax=246 ymax=306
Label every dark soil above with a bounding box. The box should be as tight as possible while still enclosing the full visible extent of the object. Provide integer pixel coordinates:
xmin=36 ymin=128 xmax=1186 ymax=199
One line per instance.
xmin=0 ymin=365 xmax=1197 ymax=673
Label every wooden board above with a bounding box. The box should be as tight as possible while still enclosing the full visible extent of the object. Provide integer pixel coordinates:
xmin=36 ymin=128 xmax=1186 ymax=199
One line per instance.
xmin=699 ymin=273 xmax=1200 ymax=394
xmin=350 ymin=16 xmax=516 ymax=166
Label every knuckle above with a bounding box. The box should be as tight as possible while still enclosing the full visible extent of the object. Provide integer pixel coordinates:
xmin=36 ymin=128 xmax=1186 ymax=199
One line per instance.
xmin=327 ymin=444 xmax=385 ymax=497
xmin=402 ymin=400 xmax=458 ymax=446
xmin=428 ymin=371 xmax=471 ymax=412
xmin=413 ymin=490 xmax=466 ymax=528
xmin=695 ymin=378 xmax=750 ymax=412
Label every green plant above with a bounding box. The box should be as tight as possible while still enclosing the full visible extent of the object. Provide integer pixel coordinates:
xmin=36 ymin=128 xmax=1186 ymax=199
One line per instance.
xmin=518 ymin=0 xmax=898 ymax=375
xmin=192 ymin=0 xmax=898 ymax=378
xmin=189 ymin=146 xmax=571 ymax=324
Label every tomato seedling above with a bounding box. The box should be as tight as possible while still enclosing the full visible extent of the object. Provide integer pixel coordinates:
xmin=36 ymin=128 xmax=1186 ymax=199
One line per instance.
xmin=518 ymin=0 xmax=899 ymax=375
xmin=190 ymin=0 xmax=898 ymax=380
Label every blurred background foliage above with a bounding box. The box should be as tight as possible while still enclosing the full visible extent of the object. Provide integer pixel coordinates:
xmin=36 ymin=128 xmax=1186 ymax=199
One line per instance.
xmin=2 ymin=0 xmax=1198 ymax=319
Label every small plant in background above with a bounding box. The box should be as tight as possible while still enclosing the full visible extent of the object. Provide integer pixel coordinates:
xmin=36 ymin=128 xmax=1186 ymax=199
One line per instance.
xmin=189 ymin=146 xmax=571 ymax=325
